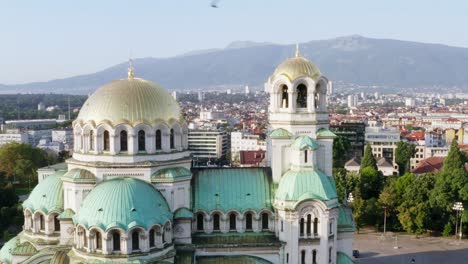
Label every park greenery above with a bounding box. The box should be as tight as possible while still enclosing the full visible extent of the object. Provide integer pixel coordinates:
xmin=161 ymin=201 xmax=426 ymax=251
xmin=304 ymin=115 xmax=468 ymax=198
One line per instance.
xmin=0 ymin=143 xmax=52 ymax=242
xmin=333 ymin=139 xmax=468 ymax=236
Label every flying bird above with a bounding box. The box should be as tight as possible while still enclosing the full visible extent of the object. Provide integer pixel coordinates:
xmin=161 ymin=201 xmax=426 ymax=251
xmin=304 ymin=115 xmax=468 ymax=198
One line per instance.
xmin=211 ymin=0 xmax=220 ymax=8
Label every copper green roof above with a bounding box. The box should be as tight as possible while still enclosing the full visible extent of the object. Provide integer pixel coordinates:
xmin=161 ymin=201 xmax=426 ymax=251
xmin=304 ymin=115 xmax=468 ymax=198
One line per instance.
xmin=23 ymin=171 xmax=65 ymax=214
xmin=291 ymin=136 xmax=319 ymax=150
xmin=11 ymin=241 xmax=37 ymax=256
xmin=50 ymin=250 xmax=70 ymax=264
xmin=151 ymin=167 xmax=191 ymax=182
xmin=73 ymin=178 xmax=172 ymax=231
xmin=271 ymin=56 xmax=321 ymax=82
xmin=198 ymin=255 xmax=273 ymax=264
xmin=276 ymin=169 xmax=337 ymax=204
xmin=61 ymin=168 xmax=96 ymax=183
xmin=337 ymin=252 xmax=356 ymax=264
xmin=317 ymin=128 xmax=337 ymax=138
xmin=192 ymin=168 xmax=273 ymax=213
xmin=58 ymin=209 xmax=75 ymax=220
xmin=75 ymin=78 xmax=182 ymax=127
xmin=338 ymin=204 xmax=356 ymax=232
xmin=174 ymin=207 xmax=193 ymax=219
xmin=270 ymin=128 xmax=292 ymax=138
xmin=0 ymin=236 xmax=18 ymax=264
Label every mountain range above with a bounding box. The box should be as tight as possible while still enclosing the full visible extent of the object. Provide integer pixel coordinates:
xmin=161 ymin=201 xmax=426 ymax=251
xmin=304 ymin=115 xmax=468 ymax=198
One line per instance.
xmin=1 ymin=35 xmax=468 ymax=94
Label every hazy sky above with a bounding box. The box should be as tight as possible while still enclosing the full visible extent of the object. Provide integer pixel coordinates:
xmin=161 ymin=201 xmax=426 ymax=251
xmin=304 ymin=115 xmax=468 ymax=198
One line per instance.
xmin=1 ymin=0 xmax=467 ymax=84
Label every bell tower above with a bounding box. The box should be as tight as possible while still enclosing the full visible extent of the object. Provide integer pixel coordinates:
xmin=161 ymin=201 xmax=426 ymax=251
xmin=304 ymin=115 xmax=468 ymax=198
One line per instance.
xmin=265 ymin=46 xmax=335 ymax=182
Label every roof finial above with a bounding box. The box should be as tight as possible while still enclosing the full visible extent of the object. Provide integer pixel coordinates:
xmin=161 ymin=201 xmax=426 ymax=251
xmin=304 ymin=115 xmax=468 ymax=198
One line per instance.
xmin=128 ymin=58 xmax=135 ymax=79
xmin=295 ymin=43 xmax=300 ymax=58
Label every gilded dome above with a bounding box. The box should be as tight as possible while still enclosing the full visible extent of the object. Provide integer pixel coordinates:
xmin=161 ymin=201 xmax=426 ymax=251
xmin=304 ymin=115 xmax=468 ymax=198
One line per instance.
xmin=73 ymin=177 xmax=172 ymax=231
xmin=271 ymin=53 xmax=321 ymax=82
xmin=76 ymin=77 xmax=182 ymax=126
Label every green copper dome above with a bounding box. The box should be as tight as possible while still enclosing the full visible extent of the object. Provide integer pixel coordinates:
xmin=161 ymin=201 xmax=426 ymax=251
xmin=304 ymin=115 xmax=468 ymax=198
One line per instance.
xmin=270 ymin=128 xmax=292 ymax=138
xmin=337 ymin=252 xmax=356 ymax=264
xmin=23 ymin=171 xmax=65 ymax=214
xmin=76 ymin=78 xmax=182 ymax=127
xmin=73 ymin=177 xmax=172 ymax=231
xmin=291 ymin=135 xmax=319 ymax=150
xmin=0 ymin=236 xmax=18 ymax=264
xmin=151 ymin=167 xmax=192 ymax=182
xmin=276 ymin=169 xmax=337 ymax=204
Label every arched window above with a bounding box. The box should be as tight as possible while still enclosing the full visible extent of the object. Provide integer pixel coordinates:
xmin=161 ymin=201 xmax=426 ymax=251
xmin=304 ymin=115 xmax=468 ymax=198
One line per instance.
xmin=170 ymin=129 xmax=175 ymax=149
xmin=89 ymin=130 xmax=94 ymax=150
xmin=213 ymin=214 xmax=220 ymax=231
xmin=304 ymin=150 xmax=308 ymax=163
xmin=314 ymin=84 xmax=320 ymax=109
xmin=103 ymin=130 xmax=110 ymax=151
xmin=307 ymin=214 xmax=312 ymax=235
xmin=112 ymin=232 xmax=120 ymax=251
xmin=83 ymin=231 xmax=87 ymax=248
xmin=313 ymin=217 xmax=318 ymax=235
xmin=149 ymin=229 xmax=155 ymax=248
xmin=329 ymin=247 xmax=332 ymax=263
xmin=54 ymin=215 xmax=60 ymax=232
xmin=229 ymin=213 xmax=236 ymax=231
xmin=120 ymin=130 xmax=128 ymax=152
xmin=132 ymin=231 xmax=140 ymax=251
xmin=262 ymin=213 xmax=269 ymax=230
xmin=39 ymin=214 xmax=45 ymax=231
xmin=162 ymin=228 xmax=166 ymax=243
xmin=138 ymin=130 xmax=146 ymax=151
xmin=313 ymin=250 xmax=317 ymax=264
xmin=329 ymin=221 xmax=333 ymax=234
xmin=197 ymin=213 xmax=204 ymax=231
xmin=301 ymin=250 xmax=306 ymax=264
xmin=95 ymin=231 xmax=102 ymax=250
xmin=155 ymin=130 xmax=162 ymax=150
xmin=281 ymin=85 xmax=289 ymax=108
xmin=300 ymin=218 xmax=304 ymax=236
xmin=296 ymin=83 xmax=307 ymax=108
xmin=245 ymin=213 xmax=253 ymax=231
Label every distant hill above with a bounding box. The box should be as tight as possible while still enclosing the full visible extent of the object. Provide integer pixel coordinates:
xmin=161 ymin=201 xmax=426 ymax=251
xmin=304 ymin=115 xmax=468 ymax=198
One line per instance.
xmin=2 ymin=35 xmax=468 ymax=94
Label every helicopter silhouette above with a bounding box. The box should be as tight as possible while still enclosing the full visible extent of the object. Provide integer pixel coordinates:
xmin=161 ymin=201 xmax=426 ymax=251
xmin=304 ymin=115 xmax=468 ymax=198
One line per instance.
xmin=211 ymin=0 xmax=220 ymax=8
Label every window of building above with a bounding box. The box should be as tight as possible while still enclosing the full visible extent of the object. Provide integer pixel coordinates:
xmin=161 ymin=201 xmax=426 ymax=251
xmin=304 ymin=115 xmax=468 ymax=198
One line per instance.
xmin=307 ymin=214 xmax=312 ymax=235
xmin=281 ymin=85 xmax=289 ymax=108
xmin=149 ymin=229 xmax=155 ymax=248
xmin=313 ymin=250 xmax=317 ymax=264
xmin=39 ymin=214 xmax=45 ymax=231
xmin=89 ymin=130 xmax=94 ymax=150
xmin=103 ymin=130 xmax=110 ymax=151
xmin=286 ymin=253 xmax=289 ymax=263
xmin=83 ymin=230 xmax=87 ymax=248
xmin=329 ymin=247 xmax=332 ymax=263
xmin=197 ymin=213 xmax=204 ymax=231
xmin=95 ymin=231 xmax=102 ymax=250
xmin=120 ymin=130 xmax=128 ymax=152
xmin=213 ymin=214 xmax=220 ymax=231
xmin=138 ymin=130 xmax=146 ymax=151
xmin=112 ymin=232 xmax=120 ymax=251
xmin=229 ymin=213 xmax=236 ymax=231
xmin=297 ymin=84 xmax=307 ymax=108
xmin=300 ymin=218 xmax=304 ymax=236
xmin=301 ymin=250 xmax=306 ymax=264
xmin=156 ymin=130 xmax=162 ymax=150
xmin=170 ymin=129 xmax=175 ymax=149
xmin=313 ymin=217 xmax=318 ymax=235
xmin=304 ymin=150 xmax=308 ymax=163
xmin=246 ymin=213 xmax=253 ymax=231
xmin=262 ymin=213 xmax=269 ymax=230
xmin=132 ymin=231 xmax=140 ymax=251
xmin=329 ymin=221 xmax=333 ymax=234
xmin=54 ymin=215 xmax=60 ymax=232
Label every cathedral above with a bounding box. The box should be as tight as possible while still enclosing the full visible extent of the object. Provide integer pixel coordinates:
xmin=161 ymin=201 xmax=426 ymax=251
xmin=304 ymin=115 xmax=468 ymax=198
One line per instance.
xmin=0 ymin=48 xmax=355 ymax=264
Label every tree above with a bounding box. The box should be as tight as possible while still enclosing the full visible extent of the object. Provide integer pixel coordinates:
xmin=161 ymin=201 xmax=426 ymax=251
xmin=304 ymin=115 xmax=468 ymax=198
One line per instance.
xmin=0 ymin=143 xmax=48 ymax=183
xmin=398 ymin=173 xmax=436 ymax=234
xmin=395 ymin=141 xmax=416 ymax=175
xmin=361 ymin=144 xmax=377 ymax=171
xmin=359 ymin=167 xmax=384 ymax=200
xmin=333 ymin=168 xmax=358 ymax=203
xmin=333 ymin=136 xmax=351 ymax=168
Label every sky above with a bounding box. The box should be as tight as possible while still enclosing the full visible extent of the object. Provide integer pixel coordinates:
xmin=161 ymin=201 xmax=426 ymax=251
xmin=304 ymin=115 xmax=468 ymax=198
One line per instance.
xmin=1 ymin=0 xmax=467 ymax=84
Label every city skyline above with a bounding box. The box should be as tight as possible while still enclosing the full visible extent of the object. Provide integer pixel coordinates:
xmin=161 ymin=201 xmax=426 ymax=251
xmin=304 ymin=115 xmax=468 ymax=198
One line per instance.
xmin=1 ymin=0 xmax=468 ymax=84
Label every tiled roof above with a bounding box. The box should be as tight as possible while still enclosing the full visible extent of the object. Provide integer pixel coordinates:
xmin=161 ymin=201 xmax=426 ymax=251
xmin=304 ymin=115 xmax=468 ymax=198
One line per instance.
xmin=411 ymin=157 xmax=445 ymax=174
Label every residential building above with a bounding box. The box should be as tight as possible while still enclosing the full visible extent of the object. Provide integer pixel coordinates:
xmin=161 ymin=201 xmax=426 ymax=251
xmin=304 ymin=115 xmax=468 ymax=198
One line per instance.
xmin=188 ymin=129 xmax=228 ymax=160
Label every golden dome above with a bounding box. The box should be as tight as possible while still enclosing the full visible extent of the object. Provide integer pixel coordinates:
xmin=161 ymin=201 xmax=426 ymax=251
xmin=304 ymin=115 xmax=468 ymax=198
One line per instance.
xmin=271 ymin=48 xmax=321 ymax=82
xmin=76 ymin=78 xmax=182 ymax=126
